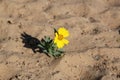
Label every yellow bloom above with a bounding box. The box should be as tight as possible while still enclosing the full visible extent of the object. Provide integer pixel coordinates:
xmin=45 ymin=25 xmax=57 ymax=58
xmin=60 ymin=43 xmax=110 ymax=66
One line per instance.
xmin=54 ymin=27 xmax=69 ymax=48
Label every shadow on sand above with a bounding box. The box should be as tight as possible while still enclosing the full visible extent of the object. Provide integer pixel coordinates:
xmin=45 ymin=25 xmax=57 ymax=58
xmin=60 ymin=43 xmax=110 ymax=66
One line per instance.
xmin=21 ymin=32 xmax=41 ymax=53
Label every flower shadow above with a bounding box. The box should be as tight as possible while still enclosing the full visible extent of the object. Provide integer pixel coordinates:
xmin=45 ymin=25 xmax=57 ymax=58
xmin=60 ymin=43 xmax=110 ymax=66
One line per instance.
xmin=21 ymin=32 xmax=42 ymax=53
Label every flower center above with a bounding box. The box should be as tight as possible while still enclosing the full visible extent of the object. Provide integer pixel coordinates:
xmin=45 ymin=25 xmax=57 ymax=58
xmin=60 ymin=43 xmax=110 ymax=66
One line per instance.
xmin=58 ymin=34 xmax=63 ymax=40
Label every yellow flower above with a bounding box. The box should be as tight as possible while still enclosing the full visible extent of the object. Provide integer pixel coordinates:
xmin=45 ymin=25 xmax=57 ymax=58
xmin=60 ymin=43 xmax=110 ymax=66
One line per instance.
xmin=54 ymin=27 xmax=69 ymax=48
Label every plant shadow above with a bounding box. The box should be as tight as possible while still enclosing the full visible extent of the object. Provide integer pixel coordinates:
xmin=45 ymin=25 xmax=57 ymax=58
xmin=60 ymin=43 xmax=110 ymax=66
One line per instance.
xmin=21 ymin=32 xmax=42 ymax=53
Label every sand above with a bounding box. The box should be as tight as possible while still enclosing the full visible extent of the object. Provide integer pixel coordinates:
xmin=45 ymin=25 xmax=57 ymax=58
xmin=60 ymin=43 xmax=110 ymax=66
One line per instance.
xmin=0 ymin=0 xmax=120 ymax=80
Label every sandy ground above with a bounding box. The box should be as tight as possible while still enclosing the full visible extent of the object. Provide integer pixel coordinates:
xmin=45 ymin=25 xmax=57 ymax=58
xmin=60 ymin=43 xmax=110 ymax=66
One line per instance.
xmin=0 ymin=0 xmax=120 ymax=80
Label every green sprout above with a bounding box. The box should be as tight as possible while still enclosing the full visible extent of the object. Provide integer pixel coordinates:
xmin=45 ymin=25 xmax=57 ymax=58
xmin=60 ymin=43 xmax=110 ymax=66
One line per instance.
xmin=37 ymin=27 xmax=69 ymax=58
xmin=38 ymin=36 xmax=64 ymax=58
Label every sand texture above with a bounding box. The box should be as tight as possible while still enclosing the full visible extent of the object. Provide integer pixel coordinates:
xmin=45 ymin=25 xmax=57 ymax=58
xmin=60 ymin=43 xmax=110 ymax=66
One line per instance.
xmin=0 ymin=0 xmax=120 ymax=80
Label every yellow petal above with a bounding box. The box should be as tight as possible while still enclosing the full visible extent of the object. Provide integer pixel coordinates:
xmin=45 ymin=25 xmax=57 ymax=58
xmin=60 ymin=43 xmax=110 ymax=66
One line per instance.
xmin=55 ymin=33 xmax=58 ymax=37
xmin=54 ymin=33 xmax=58 ymax=43
xmin=62 ymin=39 xmax=69 ymax=45
xmin=57 ymin=41 xmax=64 ymax=48
xmin=54 ymin=38 xmax=58 ymax=43
xmin=58 ymin=27 xmax=69 ymax=37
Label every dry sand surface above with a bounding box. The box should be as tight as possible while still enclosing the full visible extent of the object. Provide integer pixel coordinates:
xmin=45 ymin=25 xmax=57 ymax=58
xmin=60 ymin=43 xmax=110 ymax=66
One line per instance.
xmin=0 ymin=0 xmax=120 ymax=80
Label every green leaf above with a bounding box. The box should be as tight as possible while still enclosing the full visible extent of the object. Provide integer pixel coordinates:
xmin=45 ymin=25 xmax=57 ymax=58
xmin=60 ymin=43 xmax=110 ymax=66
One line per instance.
xmin=38 ymin=44 xmax=44 ymax=49
xmin=40 ymin=40 xmax=45 ymax=46
xmin=48 ymin=48 xmax=53 ymax=55
xmin=54 ymin=51 xmax=62 ymax=57
xmin=44 ymin=36 xmax=51 ymax=42
xmin=58 ymin=49 xmax=64 ymax=53
xmin=43 ymin=50 xmax=48 ymax=53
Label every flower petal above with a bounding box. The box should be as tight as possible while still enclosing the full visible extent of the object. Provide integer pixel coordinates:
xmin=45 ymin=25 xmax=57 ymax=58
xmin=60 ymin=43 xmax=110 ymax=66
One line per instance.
xmin=62 ymin=39 xmax=69 ymax=45
xmin=54 ymin=38 xmax=58 ymax=43
xmin=58 ymin=27 xmax=69 ymax=37
xmin=56 ymin=41 xmax=64 ymax=48
xmin=55 ymin=33 xmax=58 ymax=37
xmin=54 ymin=33 xmax=58 ymax=43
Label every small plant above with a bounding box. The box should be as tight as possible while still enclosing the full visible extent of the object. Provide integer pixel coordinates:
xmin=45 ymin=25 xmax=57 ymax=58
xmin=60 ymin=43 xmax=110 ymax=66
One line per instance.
xmin=38 ymin=27 xmax=69 ymax=58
